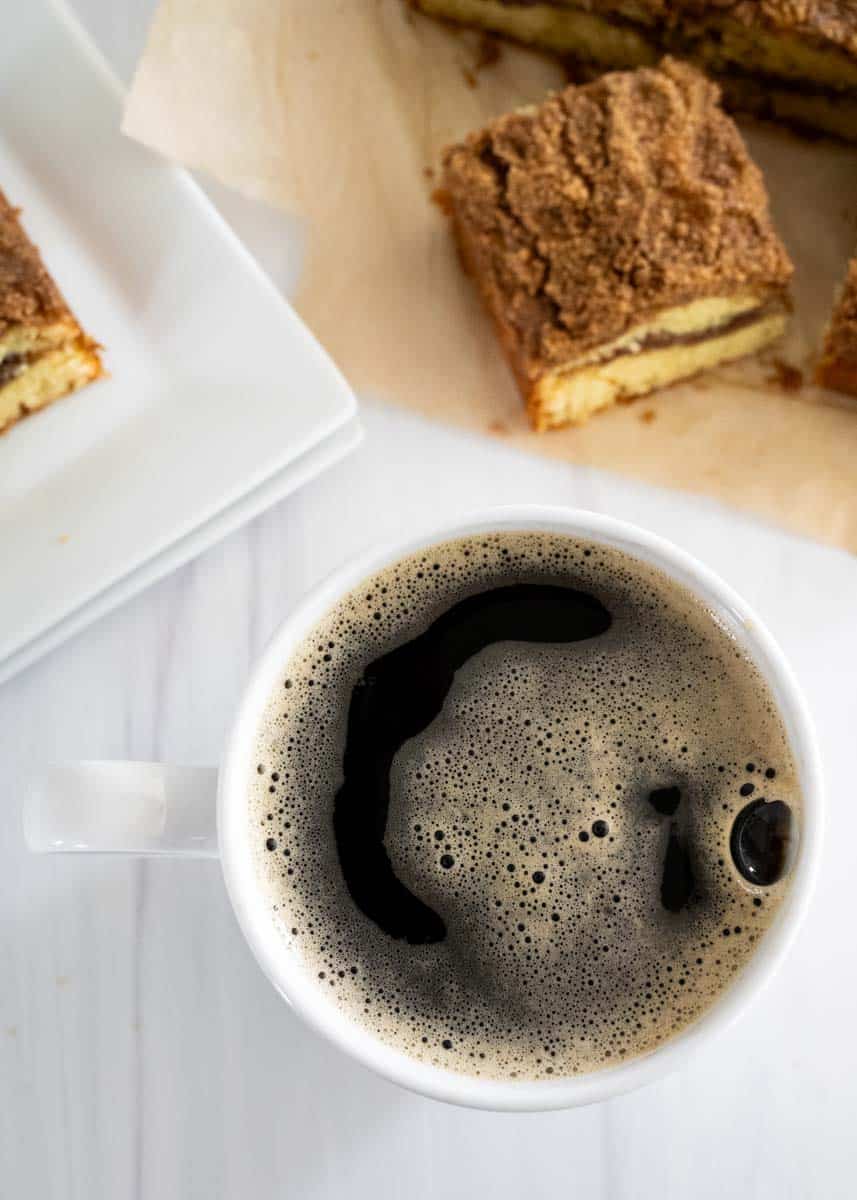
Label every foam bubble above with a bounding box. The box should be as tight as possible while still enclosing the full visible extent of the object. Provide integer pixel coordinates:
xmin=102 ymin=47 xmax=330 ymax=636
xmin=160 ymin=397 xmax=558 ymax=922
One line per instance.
xmin=249 ymin=533 xmax=800 ymax=1080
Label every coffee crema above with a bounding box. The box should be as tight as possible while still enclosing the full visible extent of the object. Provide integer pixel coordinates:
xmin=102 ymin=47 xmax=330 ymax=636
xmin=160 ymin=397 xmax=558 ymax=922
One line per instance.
xmin=249 ymin=532 xmax=799 ymax=1080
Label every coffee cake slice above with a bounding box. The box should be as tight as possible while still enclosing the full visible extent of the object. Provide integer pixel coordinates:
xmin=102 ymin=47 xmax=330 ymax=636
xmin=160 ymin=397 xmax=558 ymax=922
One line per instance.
xmin=817 ymin=256 xmax=857 ymax=395
xmin=441 ymin=58 xmax=793 ymax=430
xmin=0 ymin=189 xmax=102 ymax=435
xmin=415 ymin=2 xmax=857 ymax=140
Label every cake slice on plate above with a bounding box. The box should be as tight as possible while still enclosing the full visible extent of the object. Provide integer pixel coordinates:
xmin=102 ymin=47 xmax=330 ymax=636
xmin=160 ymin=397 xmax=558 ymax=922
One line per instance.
xmin=0 ymin=188 xmax=102 ymax=435
xmin=441 ymin=57 xmax=793 ymax=430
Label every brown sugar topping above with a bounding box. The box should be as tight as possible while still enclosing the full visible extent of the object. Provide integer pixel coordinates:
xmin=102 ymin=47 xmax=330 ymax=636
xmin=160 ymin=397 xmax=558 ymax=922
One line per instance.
xmin=0 ymin=189 xmax=71 ymax=337
xmin=442 ymin=58 xmax=793 ymax=372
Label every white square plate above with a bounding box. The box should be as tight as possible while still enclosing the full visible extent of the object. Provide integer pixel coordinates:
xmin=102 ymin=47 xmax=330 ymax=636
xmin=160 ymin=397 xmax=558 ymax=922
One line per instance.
xmin=0 ymin=0 xmax=360 ymax=685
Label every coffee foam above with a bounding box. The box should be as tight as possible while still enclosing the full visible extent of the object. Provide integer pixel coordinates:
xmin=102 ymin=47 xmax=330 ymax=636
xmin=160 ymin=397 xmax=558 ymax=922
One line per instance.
xmin=249 ymin=533 xmax=800 ymax=1080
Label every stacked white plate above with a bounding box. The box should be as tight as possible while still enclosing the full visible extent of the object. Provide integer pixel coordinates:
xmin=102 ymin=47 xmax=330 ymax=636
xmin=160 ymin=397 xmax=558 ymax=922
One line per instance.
xmin=0 ymin=0 xmax=360 ymax=684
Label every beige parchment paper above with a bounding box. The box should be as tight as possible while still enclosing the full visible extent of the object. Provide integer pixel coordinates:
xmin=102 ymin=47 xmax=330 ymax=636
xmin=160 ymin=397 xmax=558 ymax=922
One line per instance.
xmin=123 ymin=1 xmax=857 ymax=550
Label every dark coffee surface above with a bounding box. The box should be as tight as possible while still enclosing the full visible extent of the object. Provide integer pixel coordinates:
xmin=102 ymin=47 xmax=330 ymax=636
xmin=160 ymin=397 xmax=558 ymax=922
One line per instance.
xmin=250 ymin=532 xmax=799 ymax=1079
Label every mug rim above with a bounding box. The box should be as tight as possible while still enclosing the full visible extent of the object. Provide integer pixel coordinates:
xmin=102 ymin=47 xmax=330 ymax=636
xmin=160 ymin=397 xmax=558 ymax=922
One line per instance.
xmin=218 ymin=505 xmax=824 ymax=1111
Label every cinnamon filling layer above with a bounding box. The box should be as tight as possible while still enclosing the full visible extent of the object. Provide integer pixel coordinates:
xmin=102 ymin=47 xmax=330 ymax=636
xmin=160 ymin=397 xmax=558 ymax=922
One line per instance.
xmin=0 ymin=353 xmax=28 ymax=387
xmin=581 ymin=301 xmax=780 ymax=372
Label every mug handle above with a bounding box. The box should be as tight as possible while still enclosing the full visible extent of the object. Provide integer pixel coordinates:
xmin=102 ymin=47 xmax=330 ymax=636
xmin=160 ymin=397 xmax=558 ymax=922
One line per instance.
xmin=24 ymin=762 xmax=219 ymax=857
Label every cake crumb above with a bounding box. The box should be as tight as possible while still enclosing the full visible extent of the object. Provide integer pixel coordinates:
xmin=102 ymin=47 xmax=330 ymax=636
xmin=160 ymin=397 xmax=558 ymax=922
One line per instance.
xmin=462 ymin=30 xmax=502 ymax=87
xmin=474 ymin=33 xmax=501 ymax=72
xmin=639 ymin=408 xmax=656 ymax=424
xmin=768 ymin=359 xmax=803 ymax=392
xmin=487 ymin=419 xmax=509 ymax=435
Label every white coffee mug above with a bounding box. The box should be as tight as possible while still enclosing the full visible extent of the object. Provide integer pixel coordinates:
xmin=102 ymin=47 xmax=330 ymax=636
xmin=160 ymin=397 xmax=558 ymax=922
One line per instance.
xmin=25 ymin=506 xmax=823 ymax=1110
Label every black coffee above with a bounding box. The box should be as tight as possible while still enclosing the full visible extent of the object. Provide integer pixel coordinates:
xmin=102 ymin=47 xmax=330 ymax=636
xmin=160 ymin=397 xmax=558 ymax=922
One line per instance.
xmin=250 ymin=532 xmax=799 ymax=1079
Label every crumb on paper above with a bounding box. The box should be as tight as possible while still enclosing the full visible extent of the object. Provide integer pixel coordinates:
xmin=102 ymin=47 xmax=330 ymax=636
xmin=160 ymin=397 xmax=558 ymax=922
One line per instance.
xmin=474 ymin=33 xmax=502 ymax=72
xmin=57 ymin=534 xmax=70 ymax=544
xmin=767 ymin=359 xmax=804 ymax=392
xmin=423 ymin=165 xmax=435 ymax=180
xmin=307 ymin=50 xmax=319 ymax=62
xmin=487 ymin=419 xmax=509 ymax=435
xmin=639 ymin=408 xmax=656 ymax=424
xmin=55 ymin=975 xmax=70 ymax=988
xmin=562 ymin=57 xmax=592 ymax=85
xmin=5 ymin=1026 xmax=17 ymax=1038
xmin=460 ymin=35 xmax=501 ymax=88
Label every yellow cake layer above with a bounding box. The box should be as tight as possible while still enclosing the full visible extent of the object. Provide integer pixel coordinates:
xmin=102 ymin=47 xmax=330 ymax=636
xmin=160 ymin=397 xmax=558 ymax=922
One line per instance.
xmin=0 ymin=340 xmax=102 ymax=434
xmin=530 ymin=310 xmax=787 ymax=430
xmin=416 ymin=0 xmax=657 ymax=66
